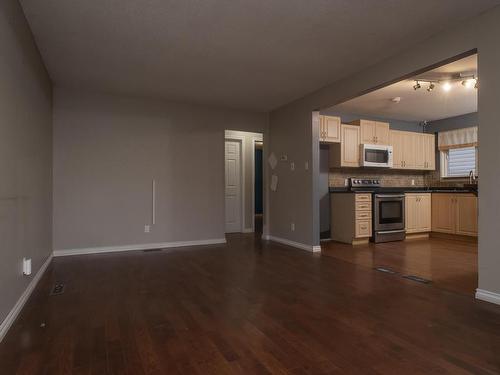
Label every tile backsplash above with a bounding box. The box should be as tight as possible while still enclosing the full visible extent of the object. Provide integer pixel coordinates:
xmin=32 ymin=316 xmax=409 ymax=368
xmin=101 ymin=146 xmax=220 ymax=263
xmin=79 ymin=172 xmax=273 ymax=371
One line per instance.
xmin=329 ymin=168 xmax=428 ymax=187
xmin=329 ymin=167 xmax=473 ymax=188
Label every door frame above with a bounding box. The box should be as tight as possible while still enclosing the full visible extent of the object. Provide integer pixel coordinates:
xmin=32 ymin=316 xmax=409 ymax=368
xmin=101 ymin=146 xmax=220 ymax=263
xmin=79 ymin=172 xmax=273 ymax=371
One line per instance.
xmin=224 ymin=136 xmax=244 ymax=233
xmin=225 ymin=131 xmax=264 ymax=233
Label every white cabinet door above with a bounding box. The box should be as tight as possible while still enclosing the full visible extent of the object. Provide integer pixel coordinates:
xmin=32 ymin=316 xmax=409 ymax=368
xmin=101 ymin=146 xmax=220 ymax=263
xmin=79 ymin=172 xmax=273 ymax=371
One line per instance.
xmin=225 ymin=141 xmax=242 ymax=233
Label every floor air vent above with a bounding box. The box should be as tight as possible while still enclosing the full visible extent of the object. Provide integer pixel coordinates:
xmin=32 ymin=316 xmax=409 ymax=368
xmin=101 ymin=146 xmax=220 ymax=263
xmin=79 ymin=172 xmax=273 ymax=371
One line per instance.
xmin=50 ymin=283 xmax=65 ymax=296
xmin=374 ymin=267 xmax=397 ymax=275
xmin=402 ymin=275 xmax=431 ymax=284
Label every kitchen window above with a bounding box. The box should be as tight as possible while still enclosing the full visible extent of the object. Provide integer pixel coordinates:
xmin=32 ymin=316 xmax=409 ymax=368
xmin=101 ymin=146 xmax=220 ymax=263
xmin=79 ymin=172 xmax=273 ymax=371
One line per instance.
xmin=438 ymin=126 xmax=478 ymax=178
xmin=440 ymin=146 xmax=478 ymax=178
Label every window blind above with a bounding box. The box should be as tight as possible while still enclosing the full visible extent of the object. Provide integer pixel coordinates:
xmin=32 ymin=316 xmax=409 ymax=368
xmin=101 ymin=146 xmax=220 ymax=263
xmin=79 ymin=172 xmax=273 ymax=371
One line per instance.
xmin=447 ymin=146 xmax=476 ymax=177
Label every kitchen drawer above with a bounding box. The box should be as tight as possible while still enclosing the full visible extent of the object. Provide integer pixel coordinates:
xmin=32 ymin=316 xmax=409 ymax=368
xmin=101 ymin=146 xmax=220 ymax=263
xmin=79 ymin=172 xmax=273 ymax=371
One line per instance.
xmin=356 ymin=210 xmax=372 ymax=220
xmin=355 ymin=201 xmax=371 ymax=211
xmin=355 ymin=194 xmax=372 ymax=203
xmin=355 ymin=219 xmax=372 ymax=238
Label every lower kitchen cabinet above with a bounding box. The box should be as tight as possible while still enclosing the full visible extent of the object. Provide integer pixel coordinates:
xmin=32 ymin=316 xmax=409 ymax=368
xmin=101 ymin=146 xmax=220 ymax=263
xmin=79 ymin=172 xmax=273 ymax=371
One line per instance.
xmin=331 ymin=193 xmax=372 ymax=244
xmin=405 ymin=193 xmax=431 ymax=233
xmin=455 ymin=194 xmax=478 ymax=236
xmin=431 ymin=193 xmax=478 ymax=236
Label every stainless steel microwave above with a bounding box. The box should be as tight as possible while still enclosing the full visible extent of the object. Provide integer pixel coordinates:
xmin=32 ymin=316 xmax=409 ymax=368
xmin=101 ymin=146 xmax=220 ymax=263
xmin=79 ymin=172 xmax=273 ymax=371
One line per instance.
xmin=360 ymin=144 xmax=393 ymax=168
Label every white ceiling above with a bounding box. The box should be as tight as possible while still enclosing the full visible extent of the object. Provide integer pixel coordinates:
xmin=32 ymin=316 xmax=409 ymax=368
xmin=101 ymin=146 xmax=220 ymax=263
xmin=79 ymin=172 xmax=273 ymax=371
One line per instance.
xmin=20 ymin=0 xmax=498 ymax=111
xmin=330 ymin=55 xmax=478 ymax=122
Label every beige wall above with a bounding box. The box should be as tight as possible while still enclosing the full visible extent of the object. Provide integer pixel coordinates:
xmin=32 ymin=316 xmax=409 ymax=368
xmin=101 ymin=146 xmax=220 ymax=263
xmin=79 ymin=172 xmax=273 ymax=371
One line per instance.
xmin=268 ymin=6 xmax=500 ymax=296
xmin=53 ymin=88 xmax=268 ymax=252
xmin=0 ymin=0 xmax=52 ymax=325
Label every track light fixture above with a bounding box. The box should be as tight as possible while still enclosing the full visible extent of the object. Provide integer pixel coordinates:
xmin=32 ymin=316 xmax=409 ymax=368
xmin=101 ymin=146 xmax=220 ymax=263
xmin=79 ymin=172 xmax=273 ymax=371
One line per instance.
xmin=411 ymin=73 xmax=478 ymax=93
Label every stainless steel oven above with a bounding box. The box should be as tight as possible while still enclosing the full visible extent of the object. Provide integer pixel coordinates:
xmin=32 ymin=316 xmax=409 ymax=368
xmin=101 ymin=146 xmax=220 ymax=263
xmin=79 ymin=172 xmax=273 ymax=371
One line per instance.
xmin=373 ymin=193 xmax=405 ymax=243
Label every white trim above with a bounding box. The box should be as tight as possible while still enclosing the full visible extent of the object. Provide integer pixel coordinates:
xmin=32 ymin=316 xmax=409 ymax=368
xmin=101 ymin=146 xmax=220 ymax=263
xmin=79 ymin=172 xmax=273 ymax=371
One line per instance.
xmin=53 ymin=238 xmax=227 ymax=257
xmin=476 ymin=289 xmax=500 ymax=305
xmin=242 ymin=228 xmax=254 ymax=233
xmin=0 ymin=254 xmax=53 ymax=343
xmin=265 ymin=235 xmax=320 ymax=253
xmin=312 ymin=245 xmax=322 ymax=253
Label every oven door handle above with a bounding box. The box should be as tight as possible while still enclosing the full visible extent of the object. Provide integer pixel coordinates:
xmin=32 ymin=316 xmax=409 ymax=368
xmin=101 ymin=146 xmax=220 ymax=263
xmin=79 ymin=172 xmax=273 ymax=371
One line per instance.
xmin=375 ymin=194 xmax=405 ymax=198
xmin=377 ymin=229 xmax=406 ymax=234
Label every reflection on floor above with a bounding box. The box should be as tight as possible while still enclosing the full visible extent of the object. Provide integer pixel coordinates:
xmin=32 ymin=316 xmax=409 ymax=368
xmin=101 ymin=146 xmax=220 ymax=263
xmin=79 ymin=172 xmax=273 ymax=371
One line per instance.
xmin=321 ymin=236 xmax=478 ymax=295
xmin=254 ymin=214 xmax=263 ymax=234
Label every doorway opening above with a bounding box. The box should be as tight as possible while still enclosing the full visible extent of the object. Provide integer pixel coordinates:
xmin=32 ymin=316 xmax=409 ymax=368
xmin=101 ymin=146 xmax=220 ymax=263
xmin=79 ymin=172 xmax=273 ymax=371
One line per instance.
xmin=315 ymin=51 xmax=479 ymax=296
xmin=224 ymin=130 xmax=264 ymax=234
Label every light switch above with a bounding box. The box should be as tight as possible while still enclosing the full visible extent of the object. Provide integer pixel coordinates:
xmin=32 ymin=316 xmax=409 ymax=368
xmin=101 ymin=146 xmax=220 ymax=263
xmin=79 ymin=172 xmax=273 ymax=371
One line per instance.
xmin=290 ymin=162 xmax=295 ymax=171
xmin=23 ymin=258 xmax=32 ymax=276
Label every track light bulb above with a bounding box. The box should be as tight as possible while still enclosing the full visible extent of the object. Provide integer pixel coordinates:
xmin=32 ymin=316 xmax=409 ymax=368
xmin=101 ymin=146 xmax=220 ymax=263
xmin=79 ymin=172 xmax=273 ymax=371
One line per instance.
xmin=413 ymin=81 xmax=421 ymax=90
xmin=442 ymin=82 xmax=452 ymax=92
xmin=427 ymin=83 xmax=435 ymax=92
xmin=474 ymin=79 xmax=478 ymax=89
xmin=462 ymin=79 xmax=475 ymax=88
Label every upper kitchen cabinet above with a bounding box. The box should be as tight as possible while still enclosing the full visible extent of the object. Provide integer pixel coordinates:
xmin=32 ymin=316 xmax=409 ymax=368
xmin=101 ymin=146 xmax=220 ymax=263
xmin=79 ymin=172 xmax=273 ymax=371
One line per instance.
xmin=423 ymin=133 xmax=436 ymax=170
xmin=319 ymin=115 xmax=341 ymax=143
xmin=330 ymin=124 xmax=360 ymax=167
xmin=390 ymin=130 xmax=435 ymax=170
xmin=348 ymin=119 xmax=390 ymax=145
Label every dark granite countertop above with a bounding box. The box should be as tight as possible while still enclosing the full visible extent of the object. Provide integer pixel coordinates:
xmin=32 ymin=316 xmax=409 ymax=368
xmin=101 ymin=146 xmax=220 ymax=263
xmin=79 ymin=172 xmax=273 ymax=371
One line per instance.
xmin=329 ymin=186 xmax=478 ymax=194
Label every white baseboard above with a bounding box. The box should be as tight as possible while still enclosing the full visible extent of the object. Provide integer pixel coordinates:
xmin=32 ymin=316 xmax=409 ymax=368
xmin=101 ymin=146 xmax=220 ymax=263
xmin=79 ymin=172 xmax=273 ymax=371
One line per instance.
xmin=242 ymin=228 xmax=254 ymax=233
xmin=0 ymin=254 xmax=53 ymax=343
xmin=476 ymin=289 xmax=500 ymax=305
xmin=53 ymin=238 xmax=227 ymax=257
xmin=264 ymin=235 xmax=321 ymax=253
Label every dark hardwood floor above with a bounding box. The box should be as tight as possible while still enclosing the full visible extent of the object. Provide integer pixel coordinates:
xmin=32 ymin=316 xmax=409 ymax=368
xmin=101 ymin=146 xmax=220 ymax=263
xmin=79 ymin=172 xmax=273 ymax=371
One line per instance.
xmin=1 ymin=234 xmax=499 ymax=374
xmin=321 ymin=236 xmax=478 ymax=295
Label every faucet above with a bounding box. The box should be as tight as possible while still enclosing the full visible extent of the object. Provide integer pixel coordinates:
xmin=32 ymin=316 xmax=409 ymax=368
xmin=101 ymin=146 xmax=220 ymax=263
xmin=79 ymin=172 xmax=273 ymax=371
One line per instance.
xmin=469 ymin=170 xmax=476 ymax=184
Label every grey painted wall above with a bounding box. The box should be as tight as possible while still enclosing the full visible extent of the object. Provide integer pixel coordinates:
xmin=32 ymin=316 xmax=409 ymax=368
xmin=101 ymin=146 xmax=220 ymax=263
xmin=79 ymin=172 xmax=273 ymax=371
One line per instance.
xmin=53 ymin=88 xmax=268 ymax=251
xmin=268 ymin=6 xmax=500 ymax=297
xmin=0 ymin=0 xmax=52 ymax=325
xmin=319 ymin=110 xmax=422 ymax=132
xmin=427 ymin=112 xmax=477 ymax=133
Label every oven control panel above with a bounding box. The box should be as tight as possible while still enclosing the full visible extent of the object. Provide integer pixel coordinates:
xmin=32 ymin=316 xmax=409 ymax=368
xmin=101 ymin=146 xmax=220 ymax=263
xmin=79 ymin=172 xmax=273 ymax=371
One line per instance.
xmin=349 ymin=178 xmax=381 ymax=189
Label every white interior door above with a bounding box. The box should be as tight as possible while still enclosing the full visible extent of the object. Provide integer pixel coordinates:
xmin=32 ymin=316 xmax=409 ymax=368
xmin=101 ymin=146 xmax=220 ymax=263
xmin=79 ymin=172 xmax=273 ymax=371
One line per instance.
xmin=225 ymin=140 xmax=242 ymax=233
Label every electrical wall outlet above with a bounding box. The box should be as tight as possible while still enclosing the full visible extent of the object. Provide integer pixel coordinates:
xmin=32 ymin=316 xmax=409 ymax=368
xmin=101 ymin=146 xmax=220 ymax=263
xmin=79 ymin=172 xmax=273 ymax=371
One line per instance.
xmin=344 ymin=178 xmax=349 ymax=186
xmin=290 ymin=162 xmax=295 ymax=171
xmin=305 ymin=161 xmax=309 ymax=170
xmin=144 ymin=225 xmax=151 ymax=233
xmin=291 ymin=222 xmax=295 ymax=231
xmin=411 ymin=179 xmax=415 ymax=186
